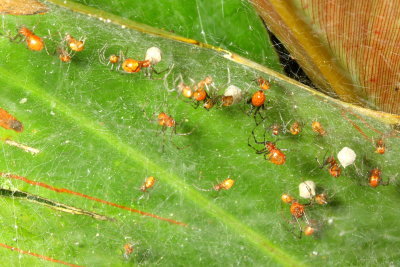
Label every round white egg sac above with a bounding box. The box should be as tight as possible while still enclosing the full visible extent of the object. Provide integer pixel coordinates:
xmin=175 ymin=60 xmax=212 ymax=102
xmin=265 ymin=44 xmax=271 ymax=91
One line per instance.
xmin=299 ymin=181 xmax=316 ymax=199
xmin=337 ymin=147 xmax=356 ymax=168
xmin=224 ymin=85 xmax=243 ymax=104
xmin=145 ymin=47 xmax=162 ymax=65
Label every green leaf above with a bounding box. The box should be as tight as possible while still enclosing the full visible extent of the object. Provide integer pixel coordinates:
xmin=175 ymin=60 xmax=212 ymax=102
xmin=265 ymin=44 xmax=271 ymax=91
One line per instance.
xmin=0 ymin=1 xmax=399 ymax=266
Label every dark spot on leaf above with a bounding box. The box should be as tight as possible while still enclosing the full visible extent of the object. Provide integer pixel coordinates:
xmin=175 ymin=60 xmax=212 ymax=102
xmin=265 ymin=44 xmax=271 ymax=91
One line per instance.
xmin=10 ymin=120 xmax=23 ymax=132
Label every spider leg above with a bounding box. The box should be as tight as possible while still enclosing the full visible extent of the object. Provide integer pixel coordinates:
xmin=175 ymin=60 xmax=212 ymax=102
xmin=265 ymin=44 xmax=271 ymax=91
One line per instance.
xmin=256 ymin=149 xmax=267 ymax=155
xmin=170 ymin=131 xmax=191 ymax=150
xmin=43 ymin=43 xmax=50 ymax=56
xmin=173 ymin=123 xmax=193 ymax=136
xmin=251 ymin=124 xmax=267 ymax=144
xmin=381 ymin=179 xmax=390 ymax=186
xmin=280 ymin=206 xmax=301 ymax=239
xmin=316 ymin=150 xmax=329 ymax=168
xmin=303 ymin=213 xmax=311 ymax=226
xmin=160 ymin=127 xmax=167 ymax=153
xmin=293 ymin=216 xmax=303 ymax=239
xmin=115 ymin=63 xmax=121 ymax=71
xmin=254 ymin=105 xmax=267 ymax=125
xmin=253 ymin=106 xmax=261 ymax=122
xmin=246 ymin=102 xmax=254 ymax=117
xmin=247 ymin=135 xmax=260 ymax=152
xmin=150 ymin=65 xmax=171 ymax=80
xmin=193 ymin=184 xmax=212 ymax=192
xmin=175 ymin=128 xmax=194 ymax=136
xmin=142 ymin=108 xmax=156 ymax=123
xmin=191 ymin=100 xmax=201 ymax=109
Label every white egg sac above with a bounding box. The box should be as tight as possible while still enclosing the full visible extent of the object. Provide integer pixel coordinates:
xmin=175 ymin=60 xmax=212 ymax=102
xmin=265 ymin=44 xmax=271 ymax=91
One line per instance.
xmin=145 ymin=47 xmax=162 ymax=65
xmin=299 ymin=181 xmax=316 ymax=199
xmin=337 ymin=147 xmax=356 ymax=168
xmin=224 ymin=85 xmax=243 ymax=104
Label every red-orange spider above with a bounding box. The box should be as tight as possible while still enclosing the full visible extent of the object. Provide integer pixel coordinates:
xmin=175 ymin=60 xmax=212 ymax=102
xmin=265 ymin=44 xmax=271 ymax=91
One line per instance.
xmin=195 ymin=76 xmax=213 ymax=90
xmin=281 ymin=195 xmax=314 ymax=238
xmin=255 ymin=77 xmax=271 ymax=90
xmin=194 ymin=178 xmax=235 ymax=192
xmin=99 ymin=45 xmax=166 ymax=77
xmin=123 ymin=243 xmax=134 ymax=259
xmin=246 ymin=90 xmax=267 ymax=123
xmin=290 ymin=202 xmax=305 ymax=218
xmin=375 ymin=138 xmax=385 ymax=154
xmin=143 ymin=111 xmax=193 ymax=152
xmin=281 ymin=193 xmax=293 ymax=204
xmin=157 ymin=112 xmax=176 ymax=128
xmin=221 ymin=95 xmax=234 ymax=107
xmin=251 ymin=90 xmax=266 ymax=107
xmin=312 ymin=121 xmax=327 ymax=136
xmin=193 ymin=87 xmax=208 ymax=102
xmin=190 ymin=77 xmax=217 ymax=110
xmin=213 ymin=178 xmax=235 ymax=191
xmin=58 ymin=48 xmax=71 ymax=63
xmin=289 ymin=121 xmax=302 ymax=135
xmin=248 ymin=126 xmax=286 ymax=165
xmin=140 ymin=176 xmax=156 ymax=192
xmin=315 ymin=193 xmax=328 ymax=205
xmin=122 ymin=58 xmax=150 ymax=73
xmin=64 ymin=34 xmax=85 ymax=52
xmin=271 ymin=124 xmax=280 ymax=136
xmin=368 ymin=168 xmax=388 ymax=187
xmin=325 ymin=156 xmax=341 ymax=178
xmin=16 ymin=26 xmax=44 ymax=51
xmin=178 ymin=82 xmax=194 ymax=98
xmin=303 ymin=226 xmax=315 ymax=236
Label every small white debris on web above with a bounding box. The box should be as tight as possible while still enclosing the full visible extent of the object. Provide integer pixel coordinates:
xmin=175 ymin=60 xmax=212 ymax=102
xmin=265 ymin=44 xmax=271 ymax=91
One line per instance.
xmin=223 ymin=52 xmax=233 ymax=60
xmin=145 ymin=47 xmax=162 ymax=65
xmin=299 ymin=180 xmax=316 ymax=199
xmin=19 ymin=98 xmax=28 ymax=104
xmin=337 ymin=147 xmax=356 ymax=168
xmin=5 ymin=139 xmax=40 ymax=155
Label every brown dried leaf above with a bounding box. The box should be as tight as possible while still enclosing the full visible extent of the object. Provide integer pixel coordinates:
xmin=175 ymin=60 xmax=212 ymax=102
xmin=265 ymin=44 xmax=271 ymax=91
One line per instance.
xmin=0 ymin=0 xmax=48 ymax=15
xmin=252 ymin=0 xmax=400 ymax=115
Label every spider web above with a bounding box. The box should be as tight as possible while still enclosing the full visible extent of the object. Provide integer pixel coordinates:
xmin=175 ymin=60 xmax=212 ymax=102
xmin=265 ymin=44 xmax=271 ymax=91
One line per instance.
xmin=0 ymin=1 xmax=398 ymax=266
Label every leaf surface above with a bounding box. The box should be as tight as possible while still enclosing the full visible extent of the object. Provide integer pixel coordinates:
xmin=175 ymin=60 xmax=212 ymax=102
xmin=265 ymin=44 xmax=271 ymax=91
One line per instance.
xmin=0 ymin=1 xmax=399 ymax=266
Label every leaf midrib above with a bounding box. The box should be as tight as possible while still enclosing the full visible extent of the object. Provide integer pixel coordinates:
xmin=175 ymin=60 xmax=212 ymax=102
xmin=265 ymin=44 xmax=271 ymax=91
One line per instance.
xmin=0 ymin=64 xmax=304 ymax=267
